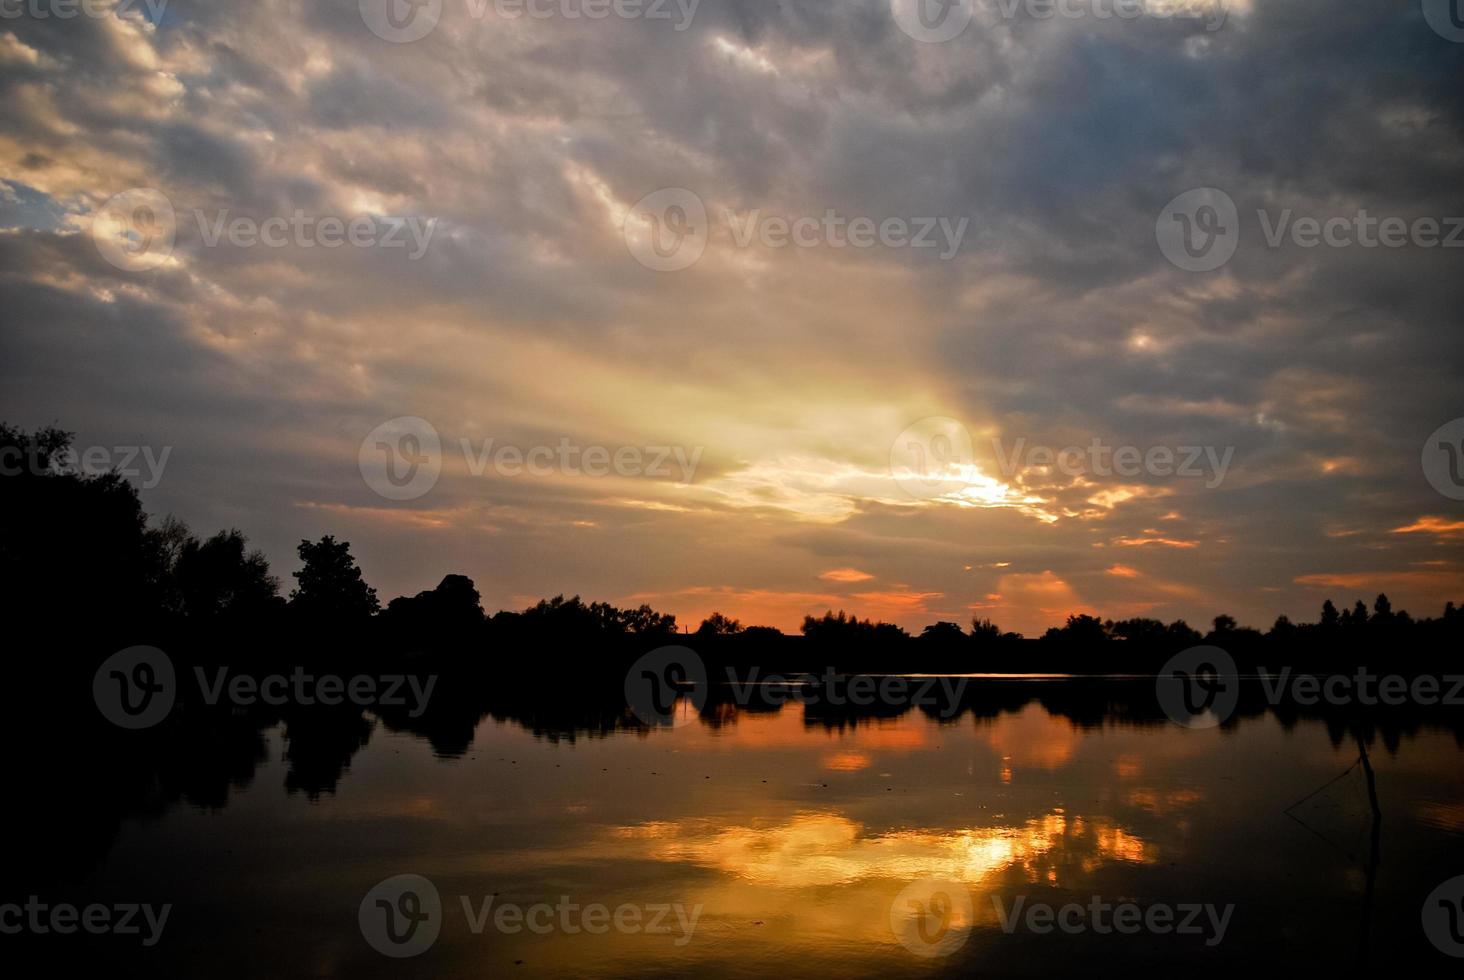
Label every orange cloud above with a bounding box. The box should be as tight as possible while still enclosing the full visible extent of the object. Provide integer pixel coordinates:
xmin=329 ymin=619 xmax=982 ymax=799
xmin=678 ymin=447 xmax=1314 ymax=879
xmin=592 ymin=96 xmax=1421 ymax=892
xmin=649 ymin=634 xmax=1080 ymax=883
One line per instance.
xmin=1392 ymin=516 xmax=1464 ymax=537
xmin=1111 ymin=535 xmax=1199 ymax=549
xmin=1105 ymin=564 xmax=1141 ymax=578
xmin=848 ymin=590 xmax=944 ymax=620
xmin=980 ymin=571 xmax=1095 ymax=637
xmin=1294 ymin=570 xmax=1464 ymax=590
xmin=819 ymin=568 xmax=875 ymax=583
xmin=623 ymin=586 xmax=842 ymax=632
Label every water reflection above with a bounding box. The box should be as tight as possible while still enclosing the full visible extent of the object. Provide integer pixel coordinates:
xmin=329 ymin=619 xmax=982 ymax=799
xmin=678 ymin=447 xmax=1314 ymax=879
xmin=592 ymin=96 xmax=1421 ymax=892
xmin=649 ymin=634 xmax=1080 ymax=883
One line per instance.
xmin=11 ymin=673 xmax=1464 ymax=974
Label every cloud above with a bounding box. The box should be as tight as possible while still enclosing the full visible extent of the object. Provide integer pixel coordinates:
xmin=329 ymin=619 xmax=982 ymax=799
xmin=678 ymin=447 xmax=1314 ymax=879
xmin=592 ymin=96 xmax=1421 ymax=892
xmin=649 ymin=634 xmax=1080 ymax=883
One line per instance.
xmin=818 ymin=567 xmax=875 ymax=583
xmin=1 ymin=1 xmax=1460 ymax=633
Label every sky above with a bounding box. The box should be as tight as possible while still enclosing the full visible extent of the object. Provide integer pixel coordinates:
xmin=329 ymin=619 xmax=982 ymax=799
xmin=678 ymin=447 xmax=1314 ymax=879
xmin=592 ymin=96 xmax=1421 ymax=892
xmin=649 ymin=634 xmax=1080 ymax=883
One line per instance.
xmin=2 ymin=0 xmax=1462 ymax=636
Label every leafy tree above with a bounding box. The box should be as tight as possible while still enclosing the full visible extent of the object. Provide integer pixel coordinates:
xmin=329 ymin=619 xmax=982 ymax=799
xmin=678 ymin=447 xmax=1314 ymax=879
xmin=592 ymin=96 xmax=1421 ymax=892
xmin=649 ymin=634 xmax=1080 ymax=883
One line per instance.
xmin=1 ymin=423 xmax=156 ymax=625
xmin=1110 ymin=618 xmax=1167 ymax=645
xmin=802 ymin=609 xmax=908 ymax=644
xmin=290 ymin=536 xmax=378 ymax=619
xmin=383 ymin=574 xmax=485 ymax=651
xmin=1042 ymin=614 xmax=1109 ymax=646
xmin=696 ymin=612 xmax=744 ymax=637
xmin=920 ymin=621 xmax=966 ymax=642
xmin=1166 ymin=620 xmax=1203 ymax=646
xmin=174 ymin=529 xmax=280 ymax=620
xmin=619 ymin=603 xmax=678 ymax=637
xmin=970 ymin=617 xmax=1002 ymax=641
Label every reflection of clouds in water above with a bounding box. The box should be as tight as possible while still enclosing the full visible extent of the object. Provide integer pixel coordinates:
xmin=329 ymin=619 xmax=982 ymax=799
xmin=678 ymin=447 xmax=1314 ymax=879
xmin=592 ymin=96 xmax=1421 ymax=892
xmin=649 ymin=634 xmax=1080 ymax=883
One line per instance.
xmin=1125 ymin=787 xmax=1204 ymax=816
xmin=702 ymin=707 xmax=930 ymax=753
xmin=1415 ymin=801 xmax=1464 ymax=835
xmin=609 ymin=810 xmax=1154 ymax=889
xmin=976 ymin=702 xmax=1081 ymax=771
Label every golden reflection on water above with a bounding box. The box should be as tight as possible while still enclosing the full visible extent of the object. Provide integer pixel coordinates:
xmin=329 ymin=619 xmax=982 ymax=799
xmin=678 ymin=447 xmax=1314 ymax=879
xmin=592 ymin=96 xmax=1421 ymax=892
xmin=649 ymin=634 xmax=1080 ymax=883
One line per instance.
xmin=609 ymin=809 xmax=1154 ymax=888
xmin=426 ymin=699 xmax=1194 ymax=974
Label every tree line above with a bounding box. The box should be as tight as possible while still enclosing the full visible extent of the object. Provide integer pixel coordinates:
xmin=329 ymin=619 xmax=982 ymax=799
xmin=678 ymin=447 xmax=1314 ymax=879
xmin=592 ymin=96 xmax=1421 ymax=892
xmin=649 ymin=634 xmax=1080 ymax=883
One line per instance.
xmin=4 ymin=423 xmax=1460 ymax=670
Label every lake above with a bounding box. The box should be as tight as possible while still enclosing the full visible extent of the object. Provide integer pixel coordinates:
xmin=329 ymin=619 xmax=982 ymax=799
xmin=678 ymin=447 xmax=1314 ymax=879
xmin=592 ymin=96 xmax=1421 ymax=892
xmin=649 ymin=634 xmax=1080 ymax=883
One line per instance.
xmin=14 ymin=676 xmax=1464 ymax=975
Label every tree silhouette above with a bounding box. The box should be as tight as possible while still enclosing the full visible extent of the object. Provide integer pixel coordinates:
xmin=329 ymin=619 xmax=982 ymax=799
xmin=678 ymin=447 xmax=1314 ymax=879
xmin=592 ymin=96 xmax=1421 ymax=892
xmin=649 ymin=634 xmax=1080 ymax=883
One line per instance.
xmin=5 ymin=418 xmax=1462 ymax=675
xmin=920 ymin=621 xmax=966 ymax=642
xmin=289 ymin=535 xmax=379 ymax=620
xmin=696 ymin=612 xmax=744 ymax=637
xmin=383 ymin=573 xmax=486 ymax=653
xmin=1 ymin=423 xmax=156 ymax=627
xmin=173 ymin=528 xmax=281 ymax=621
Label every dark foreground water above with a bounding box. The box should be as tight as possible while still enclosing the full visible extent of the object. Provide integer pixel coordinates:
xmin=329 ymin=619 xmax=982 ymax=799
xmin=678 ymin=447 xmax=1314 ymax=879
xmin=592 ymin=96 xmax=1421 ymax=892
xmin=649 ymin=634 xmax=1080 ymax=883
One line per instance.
xmin=12 ymin=678 xmax=1464 ymax=976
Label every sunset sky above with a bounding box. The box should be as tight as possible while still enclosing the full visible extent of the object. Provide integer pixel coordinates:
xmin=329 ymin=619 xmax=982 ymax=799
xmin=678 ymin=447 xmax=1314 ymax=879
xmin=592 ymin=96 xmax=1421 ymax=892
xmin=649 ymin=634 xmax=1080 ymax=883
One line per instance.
xmin=2 ymin=0 xmax=1462 ymax=635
